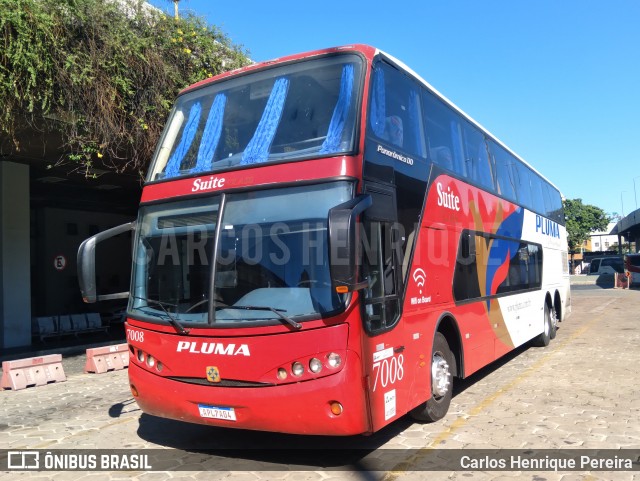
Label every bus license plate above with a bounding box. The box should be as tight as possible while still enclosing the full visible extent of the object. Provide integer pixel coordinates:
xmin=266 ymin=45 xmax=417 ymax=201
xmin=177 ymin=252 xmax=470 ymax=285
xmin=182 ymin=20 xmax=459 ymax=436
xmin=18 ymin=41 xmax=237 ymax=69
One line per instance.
xmin=198 ymin=404 xmax=236 ymax=421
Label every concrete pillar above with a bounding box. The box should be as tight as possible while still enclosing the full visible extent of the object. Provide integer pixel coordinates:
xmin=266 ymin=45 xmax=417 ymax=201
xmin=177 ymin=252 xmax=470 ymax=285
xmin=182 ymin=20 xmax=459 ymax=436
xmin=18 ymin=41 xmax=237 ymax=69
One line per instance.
xmin=618 ymin=234 xmax=623 ymax=255
xmin=0 ymin=161 xmax=31 ymax=348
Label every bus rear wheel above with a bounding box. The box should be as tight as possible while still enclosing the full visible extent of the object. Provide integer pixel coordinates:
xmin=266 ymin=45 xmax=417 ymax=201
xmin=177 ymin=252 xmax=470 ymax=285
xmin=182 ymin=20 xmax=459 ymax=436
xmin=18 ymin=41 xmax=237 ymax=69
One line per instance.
xmin=549 ymin=303 xmax=558 ymax=340
xmin=410 ymin=332 xmax=454 ymax=423
xmin=532 ymin=303 xmax=555 ymax=347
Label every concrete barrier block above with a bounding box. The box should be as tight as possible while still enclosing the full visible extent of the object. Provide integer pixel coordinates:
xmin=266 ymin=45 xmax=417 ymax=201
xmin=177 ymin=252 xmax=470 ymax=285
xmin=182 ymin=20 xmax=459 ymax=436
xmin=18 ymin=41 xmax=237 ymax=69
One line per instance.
xmin=84 ymin=344 xmax=129 ymax=374
xmin=1 ymin=354 xmax=66 ymax=390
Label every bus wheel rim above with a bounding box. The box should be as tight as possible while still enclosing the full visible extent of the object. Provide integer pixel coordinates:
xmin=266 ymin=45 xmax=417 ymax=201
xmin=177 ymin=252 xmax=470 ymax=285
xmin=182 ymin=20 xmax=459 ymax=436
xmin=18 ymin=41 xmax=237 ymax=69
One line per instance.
xmin=545 ymin=307 xmax=552 ymax=335
xmin=431 ymin=352 xmax=450 ymax=399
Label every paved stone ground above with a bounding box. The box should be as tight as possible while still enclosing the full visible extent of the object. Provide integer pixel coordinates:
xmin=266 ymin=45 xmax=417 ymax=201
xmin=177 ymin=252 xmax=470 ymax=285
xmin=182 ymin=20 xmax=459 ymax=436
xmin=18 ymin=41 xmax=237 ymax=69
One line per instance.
xmin=1 ymin=288 xmax=639 ymax=480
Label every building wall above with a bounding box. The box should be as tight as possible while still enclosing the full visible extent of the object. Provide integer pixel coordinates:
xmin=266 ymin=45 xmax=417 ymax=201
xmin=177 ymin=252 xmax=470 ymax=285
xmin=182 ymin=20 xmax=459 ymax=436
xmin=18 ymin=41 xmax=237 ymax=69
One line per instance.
xmin=31 ymin=207 xmax=133 ymax=318
xmin=589 ymin=222 xmax=619 ymax=252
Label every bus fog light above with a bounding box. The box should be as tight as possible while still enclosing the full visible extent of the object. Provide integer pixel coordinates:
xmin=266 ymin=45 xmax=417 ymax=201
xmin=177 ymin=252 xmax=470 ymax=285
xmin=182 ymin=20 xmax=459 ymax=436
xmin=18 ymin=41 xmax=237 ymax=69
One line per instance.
xmin=291 ymin=362 xmax=304 ymax=377
xmin=146 ymin=355 xmax=155 ymax=368
xmin=327 ymin=352 xmax=342 ymax=368
xmin=309 ymin=358 xmax=322 ymax=373
xmin=330 ymin=401 xmax=343 ymax=415
xmin=277 ymin=368 xmax=288 ymax=380
xmin=137 ymin=350 xmax=145 ymax=363
xmin=156 ymin=361 xmax=163 ymax=372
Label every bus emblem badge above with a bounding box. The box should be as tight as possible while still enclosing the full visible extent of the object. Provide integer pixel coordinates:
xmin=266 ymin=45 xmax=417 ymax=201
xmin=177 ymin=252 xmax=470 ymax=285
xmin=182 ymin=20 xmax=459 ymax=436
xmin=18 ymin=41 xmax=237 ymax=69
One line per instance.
xmin=206 ymin=366 xmax=221 ymax=383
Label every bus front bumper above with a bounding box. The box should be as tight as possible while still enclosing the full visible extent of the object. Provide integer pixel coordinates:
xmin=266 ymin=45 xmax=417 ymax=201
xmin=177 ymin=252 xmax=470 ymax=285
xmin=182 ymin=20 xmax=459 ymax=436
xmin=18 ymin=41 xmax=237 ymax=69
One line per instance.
xmin=128 ymin=350 xmax=370 ymax=436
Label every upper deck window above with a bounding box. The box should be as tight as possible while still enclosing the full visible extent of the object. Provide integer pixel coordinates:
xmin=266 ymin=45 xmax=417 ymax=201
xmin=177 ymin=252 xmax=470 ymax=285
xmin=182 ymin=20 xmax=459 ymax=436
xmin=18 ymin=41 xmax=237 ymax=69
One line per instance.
xmin=148 ymin=55 xmax=363 ymax=181
xmin=368 ymin=62 xmax=427 ymax=159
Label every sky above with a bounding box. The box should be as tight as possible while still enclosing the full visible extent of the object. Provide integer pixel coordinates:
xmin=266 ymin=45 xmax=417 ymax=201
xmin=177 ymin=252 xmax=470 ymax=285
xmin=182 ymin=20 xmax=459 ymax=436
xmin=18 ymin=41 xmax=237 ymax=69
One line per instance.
xmin=148 ymin=0 xmax=640 ymax=219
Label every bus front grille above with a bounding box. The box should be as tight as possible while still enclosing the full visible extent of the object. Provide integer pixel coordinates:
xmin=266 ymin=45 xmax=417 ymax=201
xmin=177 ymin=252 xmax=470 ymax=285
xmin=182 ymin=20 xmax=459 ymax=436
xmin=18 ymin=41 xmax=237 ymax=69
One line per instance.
xmin=166 ymin=376 xmax=274 ymax=388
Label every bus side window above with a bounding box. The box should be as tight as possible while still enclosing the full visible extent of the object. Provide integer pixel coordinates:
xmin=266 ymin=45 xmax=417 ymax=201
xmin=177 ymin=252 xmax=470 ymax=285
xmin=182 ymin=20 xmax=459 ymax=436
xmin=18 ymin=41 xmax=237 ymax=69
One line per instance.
xmin=453 ymin=231 xmax=481 ymax=301
xmin=461 ymin=122 xmax=495 ymax=191
xmin=423 ymin=89 xmax=465 ymax=176
xmin=489 ymin=140 xmax=517 ymax=202
xmin=544 ymin=184 xmax=564 ymax=224
xmin=530 ymin=173 xmax=546 ymax=216
xmin=514 ymin=162 xmax=534 ymax=210
xmin=368 ymin=62 xmax=427 ymax=158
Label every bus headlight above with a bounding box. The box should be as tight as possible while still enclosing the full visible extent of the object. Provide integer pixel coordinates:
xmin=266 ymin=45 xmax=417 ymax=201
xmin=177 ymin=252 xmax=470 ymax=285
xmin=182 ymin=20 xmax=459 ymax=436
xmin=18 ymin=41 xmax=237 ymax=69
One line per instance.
xmin=309 ymin=358 xmax=322 ymax=373
xmin=327 ymin=352 xmax=342 ymax=368
xmin=291 ymin=362 xmax=304 ymax=377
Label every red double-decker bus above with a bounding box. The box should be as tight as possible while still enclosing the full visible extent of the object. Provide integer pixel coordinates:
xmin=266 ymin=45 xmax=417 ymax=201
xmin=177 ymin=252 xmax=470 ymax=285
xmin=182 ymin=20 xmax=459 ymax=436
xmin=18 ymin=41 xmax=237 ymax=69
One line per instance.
xmin=78 ymin=45 xmax=571 ymax=435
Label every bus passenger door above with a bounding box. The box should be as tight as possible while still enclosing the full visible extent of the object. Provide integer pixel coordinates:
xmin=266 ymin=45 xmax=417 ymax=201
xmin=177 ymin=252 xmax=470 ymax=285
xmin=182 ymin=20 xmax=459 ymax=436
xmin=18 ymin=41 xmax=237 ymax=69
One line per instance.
xmin=360 ymin=219 xmax=408 ymax=431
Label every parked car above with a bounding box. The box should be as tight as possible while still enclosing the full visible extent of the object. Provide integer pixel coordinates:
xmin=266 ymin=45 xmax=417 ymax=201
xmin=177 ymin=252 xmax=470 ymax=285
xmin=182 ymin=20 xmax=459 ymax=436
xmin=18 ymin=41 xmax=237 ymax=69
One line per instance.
xmin=624 ymin=253 xmax=640 ymax=286
xmin=588 ymin=256 xmax=624 ymax=275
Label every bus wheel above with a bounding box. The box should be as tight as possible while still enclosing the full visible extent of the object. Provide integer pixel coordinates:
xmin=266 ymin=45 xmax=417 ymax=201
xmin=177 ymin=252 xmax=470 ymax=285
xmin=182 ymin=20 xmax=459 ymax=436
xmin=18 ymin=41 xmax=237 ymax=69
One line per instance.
xmin=410 ymin=332 xmax=453 ymax=422
xmin=549 ymin=304 xmax=558 ymax=340
xmin=532 ymin=303 xmax=553 ymax=347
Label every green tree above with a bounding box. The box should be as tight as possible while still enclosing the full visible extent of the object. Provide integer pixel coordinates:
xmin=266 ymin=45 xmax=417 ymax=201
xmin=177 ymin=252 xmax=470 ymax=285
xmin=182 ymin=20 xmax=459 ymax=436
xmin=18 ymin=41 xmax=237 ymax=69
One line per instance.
xmin=563 ymin=198 xmax=610 ymax=272
xmin=608 ymin=241 xmax=630 ymax=253
xmin=0 ymin=0 xmax=250 ymax=176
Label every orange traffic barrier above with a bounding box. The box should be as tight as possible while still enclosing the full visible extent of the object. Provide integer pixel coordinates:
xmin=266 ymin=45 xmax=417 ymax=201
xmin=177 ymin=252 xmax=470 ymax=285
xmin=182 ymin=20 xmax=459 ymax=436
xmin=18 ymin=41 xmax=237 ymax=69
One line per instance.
xmin=84 ymin=343 xmax=129 ymax=374
xmin=1 ymin=354 xmax=67 ymax=390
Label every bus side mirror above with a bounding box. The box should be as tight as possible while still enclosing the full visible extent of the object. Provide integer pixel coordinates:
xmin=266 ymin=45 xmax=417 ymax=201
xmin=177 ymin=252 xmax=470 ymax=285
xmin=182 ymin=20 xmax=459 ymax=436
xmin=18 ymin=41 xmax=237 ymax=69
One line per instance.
xmin=328 ymin=194 xmax=372 ymax=292
xmin=78 ymin=221 xmax=135 ymax=303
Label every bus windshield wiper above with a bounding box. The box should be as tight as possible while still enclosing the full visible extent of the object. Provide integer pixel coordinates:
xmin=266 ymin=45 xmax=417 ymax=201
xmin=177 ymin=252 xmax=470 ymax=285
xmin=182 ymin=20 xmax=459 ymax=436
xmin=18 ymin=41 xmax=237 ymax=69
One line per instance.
xmin=133 ymin=296 xmax=190 ymax=336
xmin=215 ymin=305 xmax=302 ymax=330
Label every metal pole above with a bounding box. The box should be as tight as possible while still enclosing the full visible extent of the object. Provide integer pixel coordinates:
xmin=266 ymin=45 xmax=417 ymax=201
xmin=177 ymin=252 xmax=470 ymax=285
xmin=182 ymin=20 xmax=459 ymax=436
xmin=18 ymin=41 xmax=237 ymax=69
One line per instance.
xmin=621 ymin=191 xmax=626 ymax=217
xmin=634 ymin=176 xmax=640 ymax=211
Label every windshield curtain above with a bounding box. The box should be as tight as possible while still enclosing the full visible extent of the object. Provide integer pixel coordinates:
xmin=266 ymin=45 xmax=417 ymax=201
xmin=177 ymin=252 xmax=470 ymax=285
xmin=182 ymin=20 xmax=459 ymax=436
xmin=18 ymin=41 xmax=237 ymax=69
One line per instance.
xmin=148 ymin=55 xmax=363 ymax=182
xmin=128 ymin=182 xmax=353 ymax=327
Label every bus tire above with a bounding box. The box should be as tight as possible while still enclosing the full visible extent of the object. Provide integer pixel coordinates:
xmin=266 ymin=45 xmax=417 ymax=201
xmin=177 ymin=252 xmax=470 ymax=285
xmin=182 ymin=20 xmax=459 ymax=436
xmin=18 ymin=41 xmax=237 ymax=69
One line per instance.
xmin=549 ymin=303 xmax=558 ymax=340
xmin=410 ymin=332 xmax=454 ymax=423
xmin=532 ymin=303 xmax=553 ymax=347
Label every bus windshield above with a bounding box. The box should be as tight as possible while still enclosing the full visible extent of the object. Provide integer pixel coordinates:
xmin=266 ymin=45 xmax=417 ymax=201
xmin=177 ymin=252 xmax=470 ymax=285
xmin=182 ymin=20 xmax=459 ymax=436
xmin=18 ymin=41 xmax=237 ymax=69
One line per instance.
xmin=148 ymin=54 xmax=363 ymax=181
xmin=129 ymin=182 xmax=353 ymax=327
